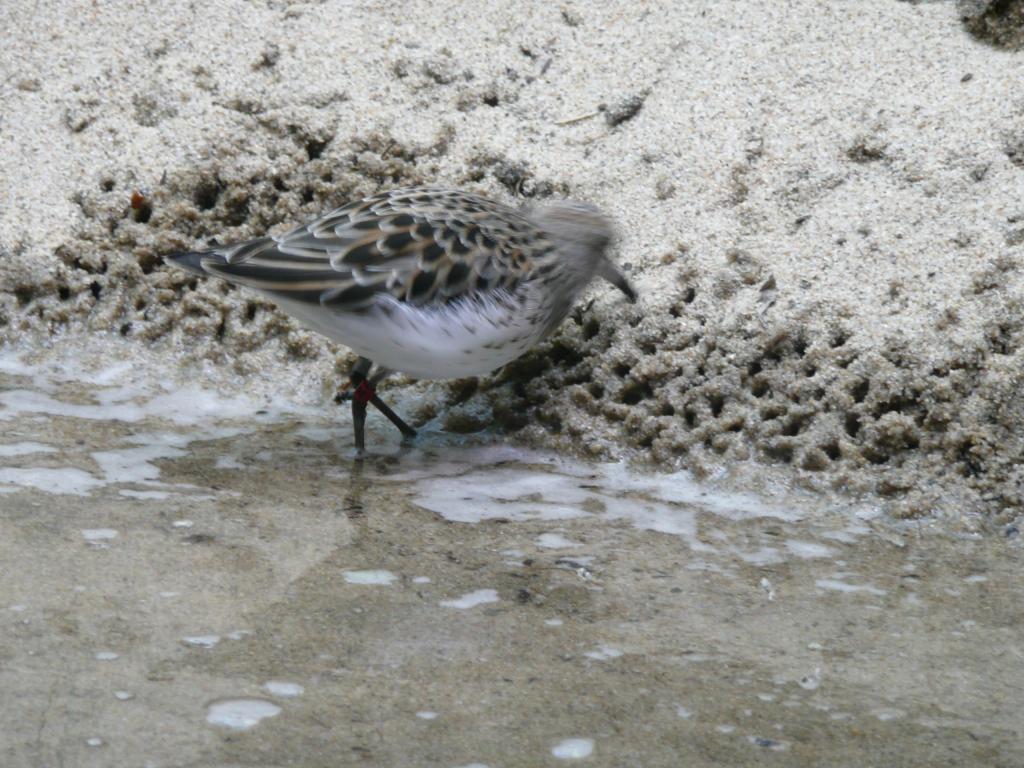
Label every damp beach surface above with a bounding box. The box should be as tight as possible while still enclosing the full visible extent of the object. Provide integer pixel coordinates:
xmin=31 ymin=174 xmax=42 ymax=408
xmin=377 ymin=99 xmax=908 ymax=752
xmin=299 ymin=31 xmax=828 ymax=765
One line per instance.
xmin=1 ymin=0 xmax=1023 ymax=764
xmin=0 ymin=344 xmax=1021 ymax=766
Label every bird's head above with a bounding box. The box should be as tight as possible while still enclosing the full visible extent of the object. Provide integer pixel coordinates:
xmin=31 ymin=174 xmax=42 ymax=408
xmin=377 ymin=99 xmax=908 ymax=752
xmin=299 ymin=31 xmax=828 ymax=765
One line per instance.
xmin=529 ymin=200 xmax=637 ymax=303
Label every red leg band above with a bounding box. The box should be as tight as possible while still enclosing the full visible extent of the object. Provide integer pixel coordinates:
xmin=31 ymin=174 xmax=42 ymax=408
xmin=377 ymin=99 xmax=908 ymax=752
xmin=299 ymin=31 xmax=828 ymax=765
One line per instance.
xmin=353 ymin=380 xmax=375 ymax=405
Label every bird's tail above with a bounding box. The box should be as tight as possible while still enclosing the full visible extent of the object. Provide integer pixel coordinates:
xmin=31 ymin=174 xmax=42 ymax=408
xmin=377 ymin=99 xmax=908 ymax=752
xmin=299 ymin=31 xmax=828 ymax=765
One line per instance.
xmin=164 ymin=238 xmax=277 ymax=277
xmin=163 ymin=249 xmax=215 ymax=276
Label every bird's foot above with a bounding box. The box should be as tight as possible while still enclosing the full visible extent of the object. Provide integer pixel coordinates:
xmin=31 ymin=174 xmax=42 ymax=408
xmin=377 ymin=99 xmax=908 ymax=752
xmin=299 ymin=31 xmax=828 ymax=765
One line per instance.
xmin=339 ymin=374 xmax=417 ymax=448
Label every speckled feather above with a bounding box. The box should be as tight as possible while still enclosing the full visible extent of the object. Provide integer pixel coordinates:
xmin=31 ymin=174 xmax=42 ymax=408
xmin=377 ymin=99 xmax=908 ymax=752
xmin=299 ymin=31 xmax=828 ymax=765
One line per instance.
xmin=192 ymin=187 xmax=556 ymax=312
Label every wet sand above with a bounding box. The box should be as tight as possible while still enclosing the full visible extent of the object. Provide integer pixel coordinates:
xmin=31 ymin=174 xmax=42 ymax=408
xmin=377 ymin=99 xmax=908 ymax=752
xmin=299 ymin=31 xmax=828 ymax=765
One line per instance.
xmin=1 ymin=345 xmax=1021 ymax=767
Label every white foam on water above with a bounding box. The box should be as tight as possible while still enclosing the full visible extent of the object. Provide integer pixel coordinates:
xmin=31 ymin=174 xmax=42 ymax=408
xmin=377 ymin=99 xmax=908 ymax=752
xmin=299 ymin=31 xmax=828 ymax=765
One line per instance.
xmin=734 ymin=546 xmax=784 ymax=566
xmin=0 ymin=354 xmax=36 ymax=377
xmin=264 ymin=681 xmax=304 ymax=697
xmin=0 ymin=388 xmax=147 ymax=423
xmin=128 ymin=431 xmax=200 ymax=448
xmin=83 ymin=360 xmax=135 ymax=386
xmin=602 ymin=496 xmax=703 ymax=544
xmin=440 ymin=589 xmax=499 ymax=609
xmin=584 ymin=645 xmax=623 ymax=661
xmin=92 ymin=444 xmax=188 ymax=484
xmin=141 ymin=385 xmax=263 ymax=426
xmin=406 ymin=450 xmax=831 ymax=558
xmin=343 ymin=570 xmax=397 ymax=586
xmin=799 ymin=669 xmax=821 ymax=690
xmin=821 ymin=520 xmax=872 ymax=543
xmin=206 ymin=699 xmax=281 ymax=730
xmin=82 ymin=529 xmax=118 ymax=541
xmin=119 ymin=489 xmax=172 ymax=500
xmin=293 ymin=426 xmax=344 ymax=442
xmin=0 ymin=441 xmax=57 ymax=457
xmin=0 ymin=467 xmax=105 ymax=496
xmin=600 ymin=462 xmax=801 ymax=522
xmin=873 ymin=708 xmax=905 ymax=721
xmin=382 ymin=444 xmax=560 ymax=483
xmin=0 ymin=348 xmax=282 ymax=496
xmin=536 ymin=533 xmax=581 ymax=549
xmin=215 ymin=455 xmax=245 ymax=469
xmin=551 ymin=738 xmax=594 ymax=760
xmin=815 ymin=579 xmax=887 ymax=596
xmin=183 ymin=635 xmax=221 ymax=649
xmin=0 ymin=348 xmax=320 ymax=429
xmin=414 ymin=470 xmax=593 ymax=523
xmin=785 ymin=540 xmax=837 ymax=559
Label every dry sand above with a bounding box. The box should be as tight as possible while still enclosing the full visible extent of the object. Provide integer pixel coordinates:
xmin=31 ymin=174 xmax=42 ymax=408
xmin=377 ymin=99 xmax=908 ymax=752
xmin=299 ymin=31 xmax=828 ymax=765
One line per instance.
xmin=2 ymin=0 xmax=1023 ymax=520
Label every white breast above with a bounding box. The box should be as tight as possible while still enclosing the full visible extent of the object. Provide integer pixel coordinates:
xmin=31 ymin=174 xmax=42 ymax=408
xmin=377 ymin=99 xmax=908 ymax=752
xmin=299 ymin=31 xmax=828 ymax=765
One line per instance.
xmin=271 ymin=290 xmax=546 ymax=380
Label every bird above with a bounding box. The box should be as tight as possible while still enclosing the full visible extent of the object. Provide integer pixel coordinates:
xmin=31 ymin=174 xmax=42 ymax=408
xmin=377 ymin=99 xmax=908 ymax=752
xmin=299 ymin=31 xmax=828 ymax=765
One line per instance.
xmin=165 ymin=185 xmax=637 ymax=452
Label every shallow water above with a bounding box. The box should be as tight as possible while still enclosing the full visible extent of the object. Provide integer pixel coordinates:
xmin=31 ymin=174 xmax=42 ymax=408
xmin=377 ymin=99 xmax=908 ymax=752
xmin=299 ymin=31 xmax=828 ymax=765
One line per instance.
xmin=0 ymin=343 xmax=1020 ymax=767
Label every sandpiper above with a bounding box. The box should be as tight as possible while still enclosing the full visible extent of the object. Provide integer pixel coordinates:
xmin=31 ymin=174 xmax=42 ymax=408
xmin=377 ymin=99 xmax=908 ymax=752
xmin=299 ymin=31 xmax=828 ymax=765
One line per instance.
xmin=166 ymin=186 xmax=636 ymax=451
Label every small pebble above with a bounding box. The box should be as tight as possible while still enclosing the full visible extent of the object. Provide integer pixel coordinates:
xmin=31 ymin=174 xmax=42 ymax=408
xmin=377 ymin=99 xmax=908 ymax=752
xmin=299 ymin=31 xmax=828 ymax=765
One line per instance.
xmin=604 ymin=93 xmax=646 ymax=126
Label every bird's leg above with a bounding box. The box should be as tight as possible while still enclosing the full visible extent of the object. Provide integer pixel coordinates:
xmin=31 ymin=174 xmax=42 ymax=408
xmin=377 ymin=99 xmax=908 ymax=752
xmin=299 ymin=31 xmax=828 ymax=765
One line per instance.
xmin=346 ymin=357 xmax=373 ymax=454
xmin=335 ymin=358 xmax=417 ymax=451
xmin=363 ymin=368 xmax=417 ymax=440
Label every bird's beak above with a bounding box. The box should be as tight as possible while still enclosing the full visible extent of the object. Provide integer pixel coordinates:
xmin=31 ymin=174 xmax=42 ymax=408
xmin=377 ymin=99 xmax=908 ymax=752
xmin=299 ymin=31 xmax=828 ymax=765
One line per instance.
xmin=598 ymin=259 xmax=637 ymax=303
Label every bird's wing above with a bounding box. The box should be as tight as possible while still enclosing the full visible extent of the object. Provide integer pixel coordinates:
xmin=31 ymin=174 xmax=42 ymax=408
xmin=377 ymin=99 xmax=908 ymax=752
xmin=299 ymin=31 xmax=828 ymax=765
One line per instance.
xmin=168 ymin=187 xmax=553 ymax=311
